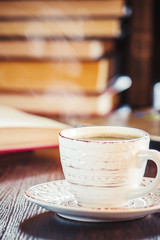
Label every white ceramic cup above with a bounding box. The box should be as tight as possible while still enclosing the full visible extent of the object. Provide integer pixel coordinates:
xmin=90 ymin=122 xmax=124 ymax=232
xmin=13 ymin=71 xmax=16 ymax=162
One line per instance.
xmin=59 ymin=126 xmax=160 ymax=208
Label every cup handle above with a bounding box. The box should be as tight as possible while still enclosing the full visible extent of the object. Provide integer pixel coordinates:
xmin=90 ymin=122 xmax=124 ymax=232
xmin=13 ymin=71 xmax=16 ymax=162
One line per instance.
xmin=127 ymin=149 xmax=160 ymax=200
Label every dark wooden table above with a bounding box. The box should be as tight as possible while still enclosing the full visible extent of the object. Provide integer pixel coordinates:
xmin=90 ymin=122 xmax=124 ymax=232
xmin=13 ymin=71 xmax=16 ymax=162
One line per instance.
xmin=0 ymin=143 xmax=160 ymax=240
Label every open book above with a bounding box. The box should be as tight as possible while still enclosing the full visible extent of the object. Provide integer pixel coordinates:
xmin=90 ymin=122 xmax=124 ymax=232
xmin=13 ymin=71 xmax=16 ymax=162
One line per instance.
xmin=0 ymin=105 xmax=69 ymax=153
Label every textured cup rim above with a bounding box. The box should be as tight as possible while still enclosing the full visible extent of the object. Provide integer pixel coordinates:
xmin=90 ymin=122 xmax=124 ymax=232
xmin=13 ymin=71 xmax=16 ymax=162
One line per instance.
xmin=59 ymin=126 xmax=149 ymax=143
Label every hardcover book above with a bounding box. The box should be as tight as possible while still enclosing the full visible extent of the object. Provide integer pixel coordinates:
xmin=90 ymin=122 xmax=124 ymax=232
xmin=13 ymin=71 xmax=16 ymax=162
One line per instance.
xmin=0 ymin=18 xmax=123 ymax=39
xmin=0 ymin=0 xmax=128 ymax=19
xmin=0 ymin=58 xmax=117 ymax=93
xmin=0 ymin=39 xmax=116 ymax=61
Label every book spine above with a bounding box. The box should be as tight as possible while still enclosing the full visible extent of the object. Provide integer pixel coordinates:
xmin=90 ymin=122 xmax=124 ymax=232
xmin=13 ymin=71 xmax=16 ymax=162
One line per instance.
xmin=127 ymin=0 xmax=154 ymax=108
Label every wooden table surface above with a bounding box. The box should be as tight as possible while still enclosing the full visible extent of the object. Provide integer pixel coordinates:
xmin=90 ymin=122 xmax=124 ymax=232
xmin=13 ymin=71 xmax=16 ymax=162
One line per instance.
xmin=0 ymin=108 xmax=160 ymax=240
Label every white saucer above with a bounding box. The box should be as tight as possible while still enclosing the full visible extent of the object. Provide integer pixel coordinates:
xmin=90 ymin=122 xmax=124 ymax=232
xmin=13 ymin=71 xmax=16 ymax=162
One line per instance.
xmin=24 ymin=178 xmax=160 ymax=222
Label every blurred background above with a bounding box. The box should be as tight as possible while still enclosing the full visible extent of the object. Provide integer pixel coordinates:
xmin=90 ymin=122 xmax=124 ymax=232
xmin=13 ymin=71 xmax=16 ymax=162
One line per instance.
xmin=0 ymin=0 xmax=159 ymax=141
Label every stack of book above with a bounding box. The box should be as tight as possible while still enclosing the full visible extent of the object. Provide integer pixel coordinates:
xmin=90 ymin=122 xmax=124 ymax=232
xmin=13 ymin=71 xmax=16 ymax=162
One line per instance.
xmin=0 ymin=0 xmax=130 ymax=117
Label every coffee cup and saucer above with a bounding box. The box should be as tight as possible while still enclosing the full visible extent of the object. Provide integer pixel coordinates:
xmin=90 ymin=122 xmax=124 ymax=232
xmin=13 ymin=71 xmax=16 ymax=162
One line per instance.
xmin=24 ymin=126 xmax=160 ymax=222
